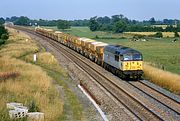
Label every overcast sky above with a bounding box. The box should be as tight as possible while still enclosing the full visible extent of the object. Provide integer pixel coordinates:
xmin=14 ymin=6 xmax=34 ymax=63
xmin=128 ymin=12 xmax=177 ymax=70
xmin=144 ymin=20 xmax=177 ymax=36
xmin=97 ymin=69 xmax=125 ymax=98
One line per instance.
xmin=0 ymin=0 xmax=180 ymax=20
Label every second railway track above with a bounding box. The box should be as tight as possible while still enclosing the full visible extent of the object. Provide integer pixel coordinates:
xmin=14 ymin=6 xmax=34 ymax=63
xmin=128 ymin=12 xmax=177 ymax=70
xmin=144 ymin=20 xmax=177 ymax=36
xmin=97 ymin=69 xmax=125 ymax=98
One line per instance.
xmin=129 ymin=81 xmax=180 ymax=115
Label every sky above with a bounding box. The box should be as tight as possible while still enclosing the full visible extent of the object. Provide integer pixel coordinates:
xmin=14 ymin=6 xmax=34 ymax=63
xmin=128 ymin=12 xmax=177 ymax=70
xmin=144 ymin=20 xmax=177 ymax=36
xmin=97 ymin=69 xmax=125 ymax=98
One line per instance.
xmin=0 ymin=0 xmax=180 ymax=20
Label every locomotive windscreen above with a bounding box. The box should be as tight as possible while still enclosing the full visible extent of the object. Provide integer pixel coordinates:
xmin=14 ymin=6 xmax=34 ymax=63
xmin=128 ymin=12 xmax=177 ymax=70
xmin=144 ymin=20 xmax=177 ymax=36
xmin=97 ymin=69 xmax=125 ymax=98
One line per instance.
xmin=123 ymin=53 xmax=142 ymax=61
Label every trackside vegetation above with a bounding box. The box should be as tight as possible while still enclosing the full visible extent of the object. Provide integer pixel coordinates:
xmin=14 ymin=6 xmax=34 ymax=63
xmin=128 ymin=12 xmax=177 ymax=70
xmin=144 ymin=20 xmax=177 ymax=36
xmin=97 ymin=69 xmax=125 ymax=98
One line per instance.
xmin=0 ymin=28 xmax=84 ymax=120
xmin=0 ymin=25 xmax=9 ymax=46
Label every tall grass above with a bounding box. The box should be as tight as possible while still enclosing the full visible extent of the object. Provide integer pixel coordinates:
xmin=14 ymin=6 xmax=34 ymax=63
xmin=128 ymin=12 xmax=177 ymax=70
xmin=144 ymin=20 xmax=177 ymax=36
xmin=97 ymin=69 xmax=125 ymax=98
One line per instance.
xmin=0 ymin=57 xmax=63 ymax=121
xmin=144 ymin=63 xmax=180 ymax=95
xmin=24 ymin=52 xmax=84 ymax=120
xmin=0 ymin=28 xmax=63 ymax=121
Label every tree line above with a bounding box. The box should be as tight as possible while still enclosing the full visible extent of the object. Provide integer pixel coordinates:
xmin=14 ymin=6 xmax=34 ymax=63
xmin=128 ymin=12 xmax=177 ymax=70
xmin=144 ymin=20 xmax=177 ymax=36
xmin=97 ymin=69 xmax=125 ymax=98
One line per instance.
xmin=2 ymin=15 xmax=180 ymax=33
xmin=89 ymin=15 xmax=180 ymax=33
xmin=4 ymin=16 xmax=71 ymax=30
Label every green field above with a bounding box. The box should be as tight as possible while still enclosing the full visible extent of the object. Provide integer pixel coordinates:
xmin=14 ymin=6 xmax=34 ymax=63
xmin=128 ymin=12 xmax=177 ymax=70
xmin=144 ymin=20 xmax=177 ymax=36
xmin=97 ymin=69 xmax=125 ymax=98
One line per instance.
xmin=44 ymin=26 xmax=180 ymax=75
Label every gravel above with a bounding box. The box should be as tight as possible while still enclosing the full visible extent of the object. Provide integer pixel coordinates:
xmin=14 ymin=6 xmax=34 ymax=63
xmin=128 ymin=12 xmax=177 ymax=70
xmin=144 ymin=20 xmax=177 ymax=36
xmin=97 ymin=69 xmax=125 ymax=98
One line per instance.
xmin=127 ymin=82 xmax=180 ymax=120
xmin=141 ymin=80 xmax=180 ymax=103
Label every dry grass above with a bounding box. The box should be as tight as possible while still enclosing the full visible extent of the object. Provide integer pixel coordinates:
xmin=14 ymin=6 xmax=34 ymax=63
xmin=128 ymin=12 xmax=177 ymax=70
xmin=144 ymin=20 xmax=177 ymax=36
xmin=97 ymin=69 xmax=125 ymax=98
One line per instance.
xmin=24 ymin=52 xmax=59 ymax=66
xmin=0 ymin=28 xmax=63 ymax=121
xmin=144 ymin=63 xmax=180 ymax=95
xmin=0 ymin=28 xmax=38 ymax=57
xmin=125 ymin=32 xmax=177 ymax=37
xmin=23 ymin=51 xmax=84 ymax=120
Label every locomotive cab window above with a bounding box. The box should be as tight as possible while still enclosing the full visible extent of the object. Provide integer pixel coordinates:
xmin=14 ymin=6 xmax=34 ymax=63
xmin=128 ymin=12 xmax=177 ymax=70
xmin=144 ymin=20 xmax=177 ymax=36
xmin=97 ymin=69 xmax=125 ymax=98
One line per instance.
xmin=133 ymin=54 xmax=142 ymax=61
xmin=115 ymin=55 xmax=119 ymax=61
xmin=120 ymin=55 xmax=123 ymax=61
xmin=124 ymin=54 xmax=133 ymax=61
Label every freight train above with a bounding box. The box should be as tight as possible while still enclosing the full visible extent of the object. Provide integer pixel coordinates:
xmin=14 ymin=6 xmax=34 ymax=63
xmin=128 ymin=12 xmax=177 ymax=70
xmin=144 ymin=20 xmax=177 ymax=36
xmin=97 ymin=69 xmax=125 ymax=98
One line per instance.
xmin=35 ymin=27 xmax=143 ymax=79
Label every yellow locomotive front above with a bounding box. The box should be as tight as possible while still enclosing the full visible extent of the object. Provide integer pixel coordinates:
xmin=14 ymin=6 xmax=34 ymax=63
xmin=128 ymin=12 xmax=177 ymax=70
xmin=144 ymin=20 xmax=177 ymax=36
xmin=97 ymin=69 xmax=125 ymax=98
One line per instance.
xmin=121 ymin=53 xmax=143 ymax=79
xmin=122 ymin=54 xmax=143 ymax=71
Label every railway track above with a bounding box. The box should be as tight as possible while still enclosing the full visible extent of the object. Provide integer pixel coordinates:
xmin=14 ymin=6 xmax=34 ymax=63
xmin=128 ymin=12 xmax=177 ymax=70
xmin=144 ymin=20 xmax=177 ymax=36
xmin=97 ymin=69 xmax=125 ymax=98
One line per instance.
xmin=12 ymin=26 xmax=180 ymax=120
xmin=129 ymin=81 xmax=180 ymax=115
xmin=140 ymin=80 xmax=180 ymax=104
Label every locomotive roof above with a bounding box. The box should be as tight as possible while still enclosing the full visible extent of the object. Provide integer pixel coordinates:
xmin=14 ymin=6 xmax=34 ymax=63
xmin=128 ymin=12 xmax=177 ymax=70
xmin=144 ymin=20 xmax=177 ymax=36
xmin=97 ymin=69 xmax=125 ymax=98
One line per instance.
xmin=104 ymin=45 xmax=141 ymax=55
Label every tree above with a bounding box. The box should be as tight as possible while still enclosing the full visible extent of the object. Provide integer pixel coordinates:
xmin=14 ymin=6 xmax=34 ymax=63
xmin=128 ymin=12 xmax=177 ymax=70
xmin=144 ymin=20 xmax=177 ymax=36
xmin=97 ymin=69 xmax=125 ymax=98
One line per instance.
xmin=89 ymin=17 xmax=99 ymax=31
xmin=14 ymin=16 xmax=30 ymax=26
xmin=70 ymin=19 xmax=89 ymax=26
xmin=0 ymin=18 xmax=5 ymax=25
xmin=57 ymin=20 xmax=70 ymax=30
xmin=111 ymin=15 xmax=120 ymax=23
xmin=5 ymin=17 xmax=10 ymax=22
xmin=174 ymin=32 xmax=179 ymax=37
xmin=0 ymin=25 xmax=8 ymax=38
xmin=1 ymin=34 xmax=9 ymax=40
xmin=97 ymin=16 xmax=111 ymax=24
xmin=9 ymin=16 xmax=19 ymax=22
xmin=114 ymin=20 xmax=127 ymax=33
xmin=0 ymin=25 xmax=9 ymax=46
xmin=154 ymin=32 xmax=163 ymax=38
xmin=149 ymin=17 xmax=156 ymax=25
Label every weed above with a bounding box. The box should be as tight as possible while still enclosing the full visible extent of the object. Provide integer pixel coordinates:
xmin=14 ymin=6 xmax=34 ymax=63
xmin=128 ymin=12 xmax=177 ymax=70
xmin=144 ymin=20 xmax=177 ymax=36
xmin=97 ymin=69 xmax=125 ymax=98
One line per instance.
xmin=28 ymin=100 xmax=40 ymax=112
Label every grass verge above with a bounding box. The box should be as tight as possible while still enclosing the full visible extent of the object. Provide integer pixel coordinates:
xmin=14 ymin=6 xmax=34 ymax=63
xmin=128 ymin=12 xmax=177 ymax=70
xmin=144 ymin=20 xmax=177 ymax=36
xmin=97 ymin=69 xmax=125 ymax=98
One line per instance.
xmin=23 ymin=52 xmax=84 ymax=121
xmin=0 ymin=28 xmax=84 ymax=121
xmin=144 ymin=63 xmax=180 ymax=95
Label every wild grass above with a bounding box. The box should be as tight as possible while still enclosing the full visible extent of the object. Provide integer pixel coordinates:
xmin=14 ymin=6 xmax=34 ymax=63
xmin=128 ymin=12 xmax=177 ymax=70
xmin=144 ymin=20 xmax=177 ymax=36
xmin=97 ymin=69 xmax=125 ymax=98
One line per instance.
xmin=0 ymin=28 xmax=63 ymax=121
xmin=1 ymin=27 xmax=84 ymax=120
xmin=144 ymin=63 xmax=180 ymax=95
xmin=0 ymin=57 xmax=63 ymax=121
xmin=24 ymin=52 xmax=84 ymax=121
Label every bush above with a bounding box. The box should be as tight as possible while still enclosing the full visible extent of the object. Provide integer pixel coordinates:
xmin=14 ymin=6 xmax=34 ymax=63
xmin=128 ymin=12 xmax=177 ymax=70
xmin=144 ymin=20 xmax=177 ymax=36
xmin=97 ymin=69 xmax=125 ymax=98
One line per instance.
xmin=174 ymin=32 xmax=179 ymax=37
xmin=28 ymin=100 xmax=40 ymax=112
xmin=0 ymin=39 xmax=5 ymax=45
xmin=154 ymin=32 xmax=163 ymax=38
xmin=95 ymin=35 xmax=99 ymax=39
xmin=134 ymin=34 xmax=145 ymax=39
xmin=0 ymin=25 xmax=9 ymax=40
xmin=1 ymin=34 xmax=9 ymax=40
